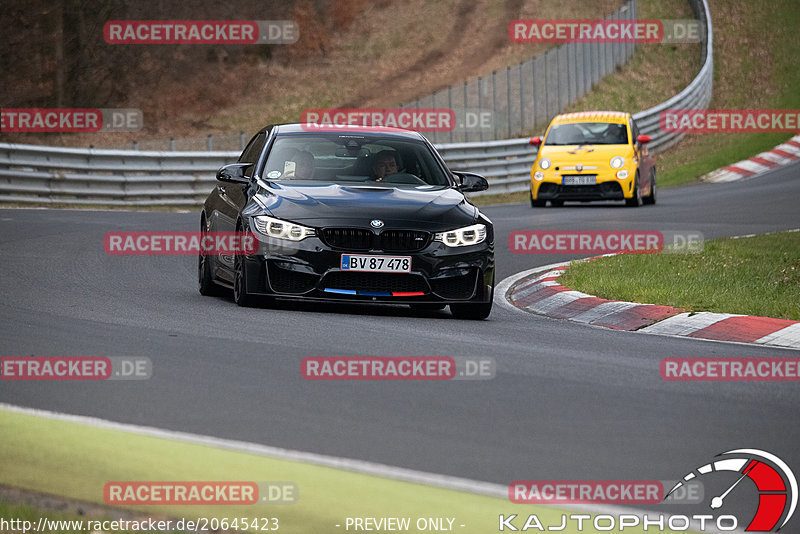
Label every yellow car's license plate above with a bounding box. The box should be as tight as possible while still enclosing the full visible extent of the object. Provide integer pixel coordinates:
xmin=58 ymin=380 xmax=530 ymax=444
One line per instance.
xmin=562 ymin=175 xmax=597 ymax=185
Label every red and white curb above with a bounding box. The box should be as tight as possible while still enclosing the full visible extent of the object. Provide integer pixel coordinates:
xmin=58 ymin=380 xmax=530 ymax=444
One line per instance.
xmin=702 ymin=134 xmax=800 ymax=183
xmin=499 ymin=263 xmax=800 ymax=350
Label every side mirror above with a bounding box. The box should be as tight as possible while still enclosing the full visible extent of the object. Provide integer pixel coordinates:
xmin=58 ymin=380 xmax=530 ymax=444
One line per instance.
xmin=453 ymin=171 xmax=489 ymax=193
xmin=637 ymin=134 xmax=651 ymax=144
xmin=216 ymin=163 xmax=251 ymax=184
xmin=529 ymin=136 xmax=542 ymax=146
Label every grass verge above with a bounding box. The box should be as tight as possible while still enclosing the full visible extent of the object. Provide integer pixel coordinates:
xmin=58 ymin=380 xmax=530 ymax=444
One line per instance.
xmin=558 ymin=230 xmax=800 ymax=320
xmin=468 ymin=191 xmax=528 ymax=206
xmin=652 ymin=0 xmax=800 ymax=187
xmin=0 ymin=409 xmax=647 ymax=534
xmin=561 ymin=0 xmax=800 ymax=188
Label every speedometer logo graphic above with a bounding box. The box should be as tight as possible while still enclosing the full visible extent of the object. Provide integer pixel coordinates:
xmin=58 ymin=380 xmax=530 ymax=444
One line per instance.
xmin=665 ymin=449 xmax=797 ymax=531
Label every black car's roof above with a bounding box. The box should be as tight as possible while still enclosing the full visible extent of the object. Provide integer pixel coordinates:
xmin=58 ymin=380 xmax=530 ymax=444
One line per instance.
xmin=270 ymin=123 xmax=427 ymax=141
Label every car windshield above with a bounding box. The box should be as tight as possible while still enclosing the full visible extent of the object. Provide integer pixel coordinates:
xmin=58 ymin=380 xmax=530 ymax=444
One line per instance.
xmin=261 ymin=134 xmax=450 ymax=187
xmin=544 ymin=122 xmax=629 ymax=145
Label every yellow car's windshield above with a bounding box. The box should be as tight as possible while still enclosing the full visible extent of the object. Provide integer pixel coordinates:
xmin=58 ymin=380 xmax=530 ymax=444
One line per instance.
xmin=545 ymin=122 xmax=629 ymax=145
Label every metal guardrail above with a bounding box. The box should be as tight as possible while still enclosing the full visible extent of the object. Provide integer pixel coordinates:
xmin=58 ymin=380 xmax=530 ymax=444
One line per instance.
xmin=404 ymin=0 xmax=638 ymax=144
xmin=451 ymin=0 xmax=713 ymax=196
xmin=0 ymin=146 xmax=236 ymax=206
xmin=0 ymin=0 xmax=711 ymax=206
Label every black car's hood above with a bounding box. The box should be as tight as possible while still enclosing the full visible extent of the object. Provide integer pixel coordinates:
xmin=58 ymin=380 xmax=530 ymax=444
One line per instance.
xmin=254 ymin=182 xmax=479 ymax=230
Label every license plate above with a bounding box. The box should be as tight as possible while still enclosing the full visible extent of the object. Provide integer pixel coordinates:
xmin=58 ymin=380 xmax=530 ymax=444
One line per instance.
xmin=341 ymin=254 xmax=411 ymax=272
xmin=562 ymin=175 xmax=597 ymax=185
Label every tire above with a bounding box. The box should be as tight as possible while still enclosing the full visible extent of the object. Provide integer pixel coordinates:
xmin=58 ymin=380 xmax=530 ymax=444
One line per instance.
xmin=233 ymin=254 xmax=259 ymax=307
xmin=233 ymin=220 xmax=259 ymax=307
xmin=530 ymin=190 xmax=545 ymax=207
xmin=625 ymin=173 xmax=643 ymax=207
xmin=198 ymin=217 xmax=224 ymax=296
xmin=643 ymin=168 xmax=657 ymax=205
xmin=450 ymin=277 xmax=494 ymax=320
xmin=550 ymin=200 xmax=564 ymax=207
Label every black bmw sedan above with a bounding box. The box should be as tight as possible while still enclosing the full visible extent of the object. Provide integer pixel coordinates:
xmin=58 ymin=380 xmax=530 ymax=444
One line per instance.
xmin=199 ymin=124 xmax=494 ymax=319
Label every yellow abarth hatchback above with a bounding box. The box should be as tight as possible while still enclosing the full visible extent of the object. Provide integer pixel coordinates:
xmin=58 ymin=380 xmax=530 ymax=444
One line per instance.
xmin=529 ymin=111 xmax=655 ymax=207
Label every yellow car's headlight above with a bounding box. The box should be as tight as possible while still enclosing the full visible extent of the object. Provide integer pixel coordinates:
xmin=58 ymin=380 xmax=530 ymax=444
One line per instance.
xmin=539 ymin=158 xmax=552 ymax=170
xmin=610 ymin=156 xmax=625 ymax=169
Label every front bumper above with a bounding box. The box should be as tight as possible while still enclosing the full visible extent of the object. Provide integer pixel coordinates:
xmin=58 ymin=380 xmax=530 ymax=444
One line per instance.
xmin=531 ymin=166 xmax=637 ymax=201
xmin=242 ymin=223 xmax=495 ymax=305
xmin=535 ymin=180 xmax=625 ymax=201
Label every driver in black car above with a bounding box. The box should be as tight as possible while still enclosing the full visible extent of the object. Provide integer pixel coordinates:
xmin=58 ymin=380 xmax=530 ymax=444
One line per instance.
xmin=285 ymin=150 xmax=315 ymax=179
xmin=370 ymin=150 xmax=400 ymax=182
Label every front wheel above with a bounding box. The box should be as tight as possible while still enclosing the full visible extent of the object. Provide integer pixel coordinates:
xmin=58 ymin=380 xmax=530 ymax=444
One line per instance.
xmin=233 ymin=255 xmax=258 ymax=307
xmin=530 ymin=190 xmax=545 ymax=207
xmin=233 ymin=220 xmax=260 ymax=307
xmin=450 ymin=300 xmax=492 ymax=320
xmin=199 ymin=217 xmax=224 ymax=296
xmin=450 ymin=279 xmax=494 ymax=320
xmin=625 ymin=173 xmax=643 ymax=207
xmin=198 ymin=251 xmax=224 ymax=296
xmin=643 ymin=168 xmax=657 ymax=205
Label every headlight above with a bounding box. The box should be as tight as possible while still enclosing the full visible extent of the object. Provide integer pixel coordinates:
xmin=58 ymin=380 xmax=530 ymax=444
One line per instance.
xmin=610 ymin=156 xmax=625 ymax=169
xmin=616 ymin=170 xmax=629 ymax=179
xmin=539 ymin=158 xmax=552 ymax=170
xmin=254 ymin=215 xmax=315 ymax=241
xmin=534 ymin=171 xmax=544 ymax=180
xmin=434 ymin=223 xmax=487 ymax=247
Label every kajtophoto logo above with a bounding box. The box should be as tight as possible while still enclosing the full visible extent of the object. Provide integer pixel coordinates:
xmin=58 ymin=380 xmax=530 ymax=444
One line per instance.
xmin=498 ymin=450 xmax=795 ymax=531
xmin=665 ymin=448 xmax=797 ymax=532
